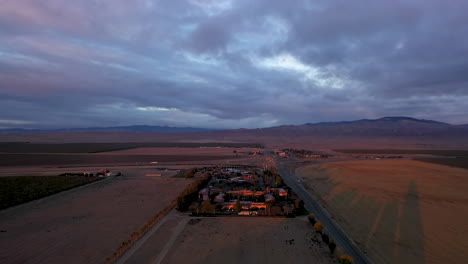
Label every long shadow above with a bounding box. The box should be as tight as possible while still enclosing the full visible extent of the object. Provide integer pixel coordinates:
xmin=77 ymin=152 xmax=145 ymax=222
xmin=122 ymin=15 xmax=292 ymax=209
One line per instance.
xmin=371 ymin=199 xmax=400 ymax=264
xmin=396 ymin=181 xmax=425 ymax=264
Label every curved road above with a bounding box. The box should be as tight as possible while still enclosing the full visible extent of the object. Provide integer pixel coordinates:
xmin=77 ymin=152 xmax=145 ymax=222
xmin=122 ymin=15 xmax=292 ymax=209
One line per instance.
xmin=272 ymin=154 xmax=373 ymax=264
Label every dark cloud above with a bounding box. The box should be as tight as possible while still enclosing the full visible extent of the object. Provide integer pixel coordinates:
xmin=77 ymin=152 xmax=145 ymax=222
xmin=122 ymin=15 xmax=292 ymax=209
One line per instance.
xmin=0 ymin=0 xmax=467 ymax=129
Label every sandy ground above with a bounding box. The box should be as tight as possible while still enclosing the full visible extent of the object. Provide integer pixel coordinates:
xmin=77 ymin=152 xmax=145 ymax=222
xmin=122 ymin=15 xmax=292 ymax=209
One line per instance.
xmin=296 ymin=160 xmax=468 ymax=264
xmin=0 ymin=171 xmax=193 ymax=264
xmin=161 ymin=217 xmax=336 ymax=264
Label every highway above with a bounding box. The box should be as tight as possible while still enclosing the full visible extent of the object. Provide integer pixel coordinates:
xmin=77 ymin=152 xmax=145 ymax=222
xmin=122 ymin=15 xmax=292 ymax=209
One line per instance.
xmin=271 ymin=154 xmax=373 ymax=264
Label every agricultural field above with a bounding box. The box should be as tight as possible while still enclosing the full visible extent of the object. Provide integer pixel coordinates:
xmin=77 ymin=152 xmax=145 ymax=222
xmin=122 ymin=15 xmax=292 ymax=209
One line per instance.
xmin=161 ymin=217 xmax=336 ymax=264
xmin=0 ymin=153 xmax=237 ymax=167
xmin=0 ymin=175 xmax=101 ymax=210
xmin=0 ymin=142 xmax=263 ymax=153
xmin=296 ymin=160 xmax=468 ymax=264
xmin=416 ymin=157 xmax=468 ymax=169
xmin=0 ymin=175 xmax=193 ymax=264
xmin=333 ymin=149 xmax=468 ymax=156
xmin=99 ymin=147 xmax=262 ymax=156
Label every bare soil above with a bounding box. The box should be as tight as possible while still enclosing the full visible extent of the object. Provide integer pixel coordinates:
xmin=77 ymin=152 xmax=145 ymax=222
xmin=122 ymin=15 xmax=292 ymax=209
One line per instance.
xmin=296 ymin=160 xmax=468 ymax=264
xmin=99 ymin=147 xmax=262 ymax=156
xmin=0 ymin=153 xmax=237 ymax=167
xmin=162 ymin=217 xmax=336 ymax=264
xmin=0 ymin=174 xmax=192 ymax=264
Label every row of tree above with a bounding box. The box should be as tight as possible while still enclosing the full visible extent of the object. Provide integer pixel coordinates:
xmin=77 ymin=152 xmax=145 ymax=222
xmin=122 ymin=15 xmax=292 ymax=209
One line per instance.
xmin=308 ymin=214 xmax=354 ymax=264
xmin=176 ymin=173 xmax=211 ymax=211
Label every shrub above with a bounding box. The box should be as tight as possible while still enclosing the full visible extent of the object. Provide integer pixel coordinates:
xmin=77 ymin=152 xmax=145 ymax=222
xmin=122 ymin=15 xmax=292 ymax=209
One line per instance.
xmin=234 ymin=199 xmax=242 ymax=212
xmin=328 ymin=240 xmax=336 ymax=254
xmin=294 ymin=199 xmax=306 ymax=215
xmin=307 ymin=213 xmax=316 ymax=224
xmin=176 ymin=173 xmax=211 ymax=211
xmin=314 ymin=222 xmax=324 ymax=233
xmin=339 ymin=254 xmax=354 ymax=264
xmin=201 ymin=200 xmax=215 ymax=214
xmin=321 ymin=233 xmax=329 ymax=244
xmin=184 ymin=168 xmax=197 ymax=178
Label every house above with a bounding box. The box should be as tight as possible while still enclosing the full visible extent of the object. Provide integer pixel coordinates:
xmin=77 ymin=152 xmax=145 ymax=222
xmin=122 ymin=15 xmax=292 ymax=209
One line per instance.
xmin=214 ymin=193 xmax=225 ymax=203
xmin=199 ymin=188 xmax=209 ymax=200
xmin=238 ymin=211 xmax=251 ymax=216
xmin=278 ymin=188 xmax=288 ymax=197
xmin=264 ymin=194 xmax=275 ymax=202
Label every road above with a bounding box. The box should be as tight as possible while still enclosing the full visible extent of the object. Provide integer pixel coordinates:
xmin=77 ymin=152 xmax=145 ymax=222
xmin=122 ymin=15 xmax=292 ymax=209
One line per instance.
xmin=271 ymin=154 xmax=373 ymax=264
xmin=116 ymin=209 xmax=188 ymax=264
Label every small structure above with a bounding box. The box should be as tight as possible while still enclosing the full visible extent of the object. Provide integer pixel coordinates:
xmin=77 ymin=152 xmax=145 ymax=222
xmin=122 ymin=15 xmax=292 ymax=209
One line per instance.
xmin=199 ymin=188 xmax=209 ymax=200
xmin=264 ymin=194 xmax=275 ymax=202
xmin=238 ymin=211 xmax=251 ymax=216
xmin=214 ymin=193 xmax=225 ymax=203
xmin=278 ymin=188 xmax=288 ymax=197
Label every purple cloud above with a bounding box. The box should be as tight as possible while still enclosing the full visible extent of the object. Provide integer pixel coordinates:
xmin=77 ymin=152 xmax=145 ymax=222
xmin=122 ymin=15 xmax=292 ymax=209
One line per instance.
xmin=0 ymin=0 xmax=467 ymax=129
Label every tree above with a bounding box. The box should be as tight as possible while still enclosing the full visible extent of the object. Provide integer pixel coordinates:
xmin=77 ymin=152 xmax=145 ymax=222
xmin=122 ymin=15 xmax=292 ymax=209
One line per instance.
xmin=328 ymin=240 xmax=336 ymax=254
xmin=314 ymin=222 xmax=324 ymax=233
xmin=339 ymin=254 xmax=354 ymax=264
xmin=294 ymin=199 xmax=305 ymax=215
xmin=321 ymin=233 xmax=330 ymax=244
xmin=184 ymin=168 xmax=197 ymax=178
xmin=234 ymin=199 xmax=242 ymax=212
xmin=201 ymin=200 xmax=215 ymax=214
xmin=283 ymin=204 xmax=291 ymax=216
xmin=307 ymin=213 xmax=316 ymax=224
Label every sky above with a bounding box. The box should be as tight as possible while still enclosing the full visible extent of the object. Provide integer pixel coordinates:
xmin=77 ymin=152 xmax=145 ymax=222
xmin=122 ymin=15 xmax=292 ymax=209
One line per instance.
xmin=1 ymin=0 xmax=468 ymax=129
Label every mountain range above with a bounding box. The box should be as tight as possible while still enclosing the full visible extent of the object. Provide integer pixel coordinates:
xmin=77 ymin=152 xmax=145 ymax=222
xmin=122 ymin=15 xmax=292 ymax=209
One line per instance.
xmin=0 ymin=125 xmax=214 ymax=133
xmin=255 ymin=116 xmax=468 ymax=137
xmin=1 ymin=117 xmax=467 ymax=137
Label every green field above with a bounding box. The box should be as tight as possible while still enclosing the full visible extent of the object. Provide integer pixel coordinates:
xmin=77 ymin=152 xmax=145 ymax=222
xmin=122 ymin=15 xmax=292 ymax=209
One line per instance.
xmin=334 ymin=149 xmax=468 ymax=156
xmin=0 ymin=142 xmax=263 ymax=153
xmin=0 ymin=176 xmax=102 ymax=210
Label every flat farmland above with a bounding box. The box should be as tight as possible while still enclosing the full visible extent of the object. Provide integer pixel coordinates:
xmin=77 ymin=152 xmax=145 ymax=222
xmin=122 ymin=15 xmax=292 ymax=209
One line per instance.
xmin=161 ymin=217 xmax=336 ymax=264
xmin=296 ymin=160 xmax=468 ymax=264
xmin=333 ymin=149 xmax=468 ymax=156
xmin=0 ymin=153 xmax=237 ymax=167
xmin=0 ymin=176 xmax=192 ymax=264
xmin=98 ymin=147 xmax=262 ymax=156
xmin=0 ymin=142 xmax=263 ymax=153
xmin=416 ymin=157 xmax=468 ymax=169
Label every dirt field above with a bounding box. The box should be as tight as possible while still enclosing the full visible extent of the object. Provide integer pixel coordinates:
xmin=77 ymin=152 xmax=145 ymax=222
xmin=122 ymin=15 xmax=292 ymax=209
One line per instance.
xmin=161 ymin=217 xmax=336 ymax=264
xmin=0 ymin=142 xmax=263 ymax=153
xmin=333 ymin=149 xmax=468 ymax=156
xmin=0 ymin=153 xmax=238 ymax=167
xmin=0 ymin=174 xmax=193 ymax=264
xmin=99 ymin=147 xmax=262 ymax=156
xmin=416 ymin=157 xmax=468 ymax=169
xmin=296 ymin=160 xmax=468 ymax=264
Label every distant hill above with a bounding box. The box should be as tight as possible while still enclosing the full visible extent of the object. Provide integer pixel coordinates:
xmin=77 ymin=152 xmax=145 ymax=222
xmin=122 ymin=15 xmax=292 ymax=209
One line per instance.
xmin=304 ymin=116 xmax=449 ymax=126
xmin=2 ymin=116 xmax=467 ymax=142
xmin=246 ymin=116 xmax=468 ymax=137
xmin=1 ymin=117 xmax=468 ymax=148
xmin=0 ymin=125 xmax=215 ymax=133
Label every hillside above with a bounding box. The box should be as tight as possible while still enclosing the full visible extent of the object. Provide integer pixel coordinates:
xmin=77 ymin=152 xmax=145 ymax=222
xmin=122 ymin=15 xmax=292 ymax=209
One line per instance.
xmin=0 ymin=125 xmax=214 ymax=134
xmin=255 ymin=117 xmax=466 ymax=137
xmin=1 ymin=117 xmax=467 ymax=149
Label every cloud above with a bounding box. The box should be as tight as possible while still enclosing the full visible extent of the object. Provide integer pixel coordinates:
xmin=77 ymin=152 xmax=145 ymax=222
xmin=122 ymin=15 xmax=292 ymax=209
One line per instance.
xmin=0 ymin=0 xmax=467 ymax=129
xmin=253 ymin=53 xmax=345 ymax=89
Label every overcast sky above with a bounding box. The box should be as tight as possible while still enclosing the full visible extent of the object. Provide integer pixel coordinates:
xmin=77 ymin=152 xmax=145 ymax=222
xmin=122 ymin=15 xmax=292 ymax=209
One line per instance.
xmin=1 ymin=0 xmax=467 ymax=129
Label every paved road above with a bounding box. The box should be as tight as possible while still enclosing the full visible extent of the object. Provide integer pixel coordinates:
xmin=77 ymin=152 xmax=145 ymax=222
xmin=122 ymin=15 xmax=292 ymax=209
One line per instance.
xmin=272 ymin=155 xmax=373 ymax=264
xmin=116 ymin=210 xmax=187 ymax=264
